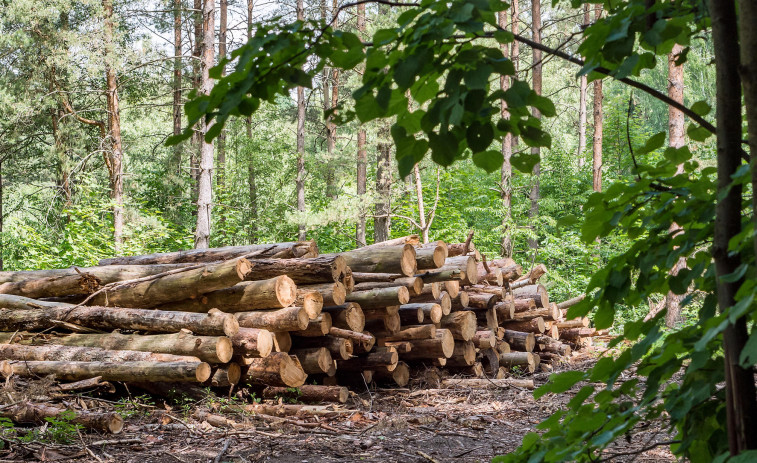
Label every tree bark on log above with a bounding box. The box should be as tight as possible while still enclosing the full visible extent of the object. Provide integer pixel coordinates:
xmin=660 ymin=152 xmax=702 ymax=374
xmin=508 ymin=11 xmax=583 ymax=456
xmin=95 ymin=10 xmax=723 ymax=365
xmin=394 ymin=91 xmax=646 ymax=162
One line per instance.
xmin=0 ymin=344 xmax=199 ymax=363
xmin=361 ymin=235 xmax=420 ymax=249
xmin=329 ymin=327 xmax=375 ymax=351
xmin=450 ymin=291 xmax=470 ymax=310
xmin=503 ymin=316 xmax=545 ymax=334
xmin=330 ymin=245 xmax=417 ymax=277
xmin=439 ymin=311 xmax=476 ymax=341
xmin=373 ymin=361 xmax=410 ymax=386
xmin=262 ymin=385 xmax=348 ymax=403
xmin=0 ymin=303 xmax=238 ymax=337
xmin=0 ymin=402 xmax=123 ymax=433
xmin=241 ymin=352 xmax=306 ymax=387
xmin=231 ymin=327 xmax=273 ymax=358
xmin=337 ymin=349 xmax=398 ymax=371
xmin=238 ymin=256 xmax=346 ymax=285
xmin=0 ymin=264 xmax=194 ymax=285
xmin=478 ymin=347 xmax=500 ymax=375
xmin=511 ymin=284 xmax=549 ymax=308
xmin=466 ymin=292 xmax=498 ymax=310
xmin=397 ymin=305 xmax=424 ymax=324
xmin=442 ymin=256 xmax=478 ymax=285
xmin=354 ymin=277 xmax=423 ymax=296
xmin=415 ymin=244 xmax=446 ymax=270
xmin=236 ymin=307 xmax=309 ymax=331
xmin=494 ymin=301 xmax=515 ymax=321
xmin=445 ymin=341 xmax=476 ymax=367
xmin=556 ymin=318 xmax=590 ymax=329
xmin=291 ymin=335 xmax=352 ymax=360
xmin=344 ymin=286 xmax=409 ymax=309
xmin=414 ymin=268 xmax=464 ymax=284
xmin=205 ymin=363 xmax=241 ymax=387
xmin=298 ymin=283 xmax=344 ymax=307
xmin=157 ymin=276 xmax=297 ymax=313
xmin=5 ymin=360 xmax=211 ymax=382
xmin=322 ymin=303 xmax=365 ymax=332
xmin=503 ymin=330 xmax=535 ymax=352
xmin=375 ymin=324 xmax=436 ymax=342
xmin=292 ymin=347 xmax=333 ymax=374
xmin=401 ymin=303 xmax=441 ymax=324
xmin=364 ymin=313 xmax=401 ymax=335
xmin=403 ymin=329 xmax=454 ymax=359
xmin=499 ymin=352 xmax=537 ymax=373
xmin=292 ymin=313 xmax=332 ymax=337
xmin=556 ymin=294 xmax=585 ymax=310
xmin=0 ymin=273 xmax=101 ymax=299
xmin=472 ymin=330 xmax=497 ymax=349
xmin=98 ymin=242 xmax=317 ymax=265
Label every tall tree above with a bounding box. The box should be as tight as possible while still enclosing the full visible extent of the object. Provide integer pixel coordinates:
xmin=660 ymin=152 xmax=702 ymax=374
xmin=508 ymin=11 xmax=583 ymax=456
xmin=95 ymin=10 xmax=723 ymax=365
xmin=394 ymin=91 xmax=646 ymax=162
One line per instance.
xmin=499 ymin=6 xmax=513 ymax=258
xmin=172 ymin=0 xmax=183 ymax=175
xmin=591 ymin=4 xmax=603 ymax=193
xmin=709 ymin=0 xmax=757 ymax=453
xmin=103 ymin=0 xmax=124 ymax=254
xmin=247 ymin=0 xmax=258 ymax=243
xmin=527 ymin=0 xmax=542 ymax=249
xmin=355 ymin=2 xmax=367 ymax=246
xmin=576 ymin=3 xmax=590 ymax=168
xmin=296 ymin=0 xmax=307 ymax=240
xmin=374 ymin=125 xmax=392 ymax=243
xmin=194 ymin=0 xmax=215 ymax=249
xmin=190 ymin=0 xmax=203 ymax=199
xmin=217 ymin=0 xmax=227 ymax=189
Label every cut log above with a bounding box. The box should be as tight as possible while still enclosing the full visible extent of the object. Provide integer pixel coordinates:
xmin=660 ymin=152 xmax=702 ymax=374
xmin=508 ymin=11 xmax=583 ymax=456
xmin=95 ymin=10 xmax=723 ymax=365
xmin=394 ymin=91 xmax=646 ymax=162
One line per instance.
xmin=502 ymin=330 xmax=535 ymax=352
xmin=502 ymin=317 xmax=546 ymax=334
xmin=291 ymin=335 xmax=352 ymax=360
xmin=494 ymin=301 xmax=515 ymax=321
xmin=403 ymin=329 xmax=454 ymax=359
xmin=350 ymin=272 xmax=402 ymax=283
xmin=478 ymin=348 xmax=500 ymax=375
xmin=466 ymin=292 xmax=497 ymax=310
xmin=443 ymin=280 xmax=460 ymax=298
xmin=442 ymin=256 xmax=478 ymax=285
xmin=0 ymin=402 xmax=123 ymax=433
xmin=156 ymin=276 xmax=297 ymax=313
xmin=397 ymin=305 xmax=424 ymax=324
xmin=231 ymin=328 xmax=273 ymax=358
xmin=344 ymin=286 xmax=409 ymax=309
xmin=343 ymin=267 xmax=354 ymax=293
xmin=472 ymin=330 xmax=497 ymax=350
xmin=448 ymin=362 xmax=484 ymax=377
xmin=362 ymin=306 xmax=399 ymax=321
xmin=414 ymin=268 xmax=464 ymax=283
xmin=499 ymin=352 xmax=537 ymax=373
xmin=205 ymin=363 xmax=242 ymax=387
xmin=0 ymin=298 xmax=238 ymax=336
xmin=498 ymin=264 xmax=523 ymax=282
xmin=322 ymin=303 xmax=365 ymax=332
xmin=329 ymin=327 xmax=375 ymax=352
xmin=556 ymin=318 xmax=591 ymax=329
xmin=360 ymin=235 xmax=420 ymax=248
xmin=337 ymin=348 xmax=398 ymax=371
xmin=241 ymin=352 xmax=307 ymax=387
xmin=0 ymin=344 xmax=199 ymax=363
xmin=333 ymin=244 xmax=417 ymax=276
xmin=240 ymin=256 xmax=346 ymax=285
xmin=295 ymin=290 xmax=325 ymax=319
xmin=512 ymin=284 xmax=549 ymax=308
xmin=556 ymin=294 xmax=586 ymax=310
xmin=354 ymin=277 xmax=424 ymax=296
xmin=98 ymin=242 xmax=318 ymax=265
xmin=272 ymin=331 xmax=292 ymax=352
xmin=373 ymin=361 xmax=410 ymax=387
xmin=5 ymin=360 xmax=211 ymax=382
xmin=441 ymin=378 xmax=534 ymax=389
xmin=520 ymin=264 xmax=547 ymax=284
xmin=236 ymin=306 xmax=308 ymax=331
xmin=400 ymin=303 xmax=441 ymax=324
xmin=0 ymin=273 xmax=101 ymax=299
xmin=513 ymin=298 xmax=538 ymax=313
xmin=375 ymin=324 xmax=436 ymax=342
xmin=535 ymin=336 xmax=572 ymax=355
xmin=415 ymin=243 xmax=447 ymax=270
xmin=297 ymin=283 xmax=344 ymax=307
xmin=545 ymin=324 xmax=560 ymax=339
xmin=450 ymin=291 xmax=469 ymax=310
xmin=262 ymin=385 xmax=348 ymax=403
xmin=0 ymin=264 xmax=192 ymax=285
xmin=446 ymin=241 xmax=475 ymax=257
xmin=383 ymin=341 xmax=412 ymax=353
xmin=511 ymin=305 xmax=560 ymax=321
xmin=476 ymin=265 xmax=504 ymax=286
xmin=292 ymin=347 xmax=333 ymax=374
xmin=364 ymin=312 xmax=400 ymax=335
xmin=445 ymin=341 xmax=476 ymax=367
xmin=468 ymin=285 xmax=505 ymax=297
xmin=439 ymin=311 xmax=476 ymax=341
xmin=292 ymin=313 xmax=332 ymax=337
xmin=88 ymin=258 xmax=253 ymax=308
xmin=21 ymin=331 xmax=233 ymax=364
xmin=559 ymin=327 xmax=596 ymax=341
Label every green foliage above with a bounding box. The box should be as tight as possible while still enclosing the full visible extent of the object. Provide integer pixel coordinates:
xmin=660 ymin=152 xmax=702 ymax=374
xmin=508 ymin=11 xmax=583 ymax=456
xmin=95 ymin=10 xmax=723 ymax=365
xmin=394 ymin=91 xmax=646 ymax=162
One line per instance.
xmin=18 ymin=410 xmax=83 ymax=445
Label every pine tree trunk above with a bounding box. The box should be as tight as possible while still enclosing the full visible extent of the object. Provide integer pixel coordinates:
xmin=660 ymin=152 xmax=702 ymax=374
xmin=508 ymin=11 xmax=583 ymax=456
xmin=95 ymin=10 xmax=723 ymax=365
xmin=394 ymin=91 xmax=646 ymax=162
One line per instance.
xmin=577 ymin=4 xmax=590 ymax=168
xmin=103 ymin=0 xmax=124 ymax=255
xmin=190 ymin=0 xmax=203 ymax=201
xmin=355 ymin=3 xmax=367 ymax=246
xmin=246 ymin=0 xmax=258 ymax=243
xmin=710 ymin=0 xmax=757 ymax=453
xmin=527 ymin=0 xmax=542 ymax=250
xmin=499 ymin=6 xmax=513 ymax=258
xmin=194 ymin=0 xmax=215 ymax=249
xmin=172 ymin=0 xmax=183 ymax=174
xmin=217 ymin=0 xmax=227 ymax=191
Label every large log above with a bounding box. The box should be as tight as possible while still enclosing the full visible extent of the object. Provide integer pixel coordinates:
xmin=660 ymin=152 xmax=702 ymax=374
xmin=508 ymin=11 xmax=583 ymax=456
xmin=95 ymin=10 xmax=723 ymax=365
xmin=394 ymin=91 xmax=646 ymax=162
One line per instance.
xmin=0 ymin=344 xmax=199 ymax=363
xmin=337 ymin=348 xmax=398 ymax=371
xmin=292 ymin=313 xmax=332 ymax=337
xmin=298 ymin=283 xmax=345 ymax=306
xmin=519 ymin=264 xmax=547 ymax=284
xmin=353 ymin=277 xmax=423 ymax=296
xmin=415 ymin=243 xmax=447 ymax=270
xmin=439 ymin=311 xmax=476 ymax=341
xmin=16 ymin=331 xmax=233 ymax=363
xmin=502 ymin=330 xmax=535 ymax=352
xmin=512 ymin=284 xmax=549 ymax=308
xmin=502 ymin=317 xmax=546 ymax=334
xmin=403 ymin=329 xmax=454 ymax=359
xmin=294 ymin=290 xmax=325 ymax=319
xmin=373 ymin=361 xmax=410 ymax=387
xmin=98 ymin=241 xmax=318 ymax=265
xmin=205 ymin=363 xmax=242 ymax=387
xmin=262 ymin=385 xmax=348 ymax=403
xmin=329 ymin=327 xmax=375 ymax=352
xmin=292 ymin=347 xmax=333 ymax=374
xmin=397 ymin=305 xmax=424 ymax=324
xmin=242 ymin=256 xmax=347 ymax=284
xmin=494 ymin=301 xmax=515 ymax=321
xmin=344 ymin=286 xmax=409 ymax=309
xmin=236 ymin=306 xmax=309 ymax=331
xmin=511 ymin=305 xmax=560 ymax=321
xmin=241 ymin=352 xmax=307 ymax=387
xmin=291 ymin=335 xmax=352 ymax=360
xmin=322 ymin=303 xmax=365 ymax=332
xmin=0 ymin=402 xmax=123 ymax=433
xmin=0 ymin=300 xmax=238 ymax=336
xmin=466 ymin=292 xmax=498 ymax=310
xmin=442 ymin=256 xmax=479 ymax=285
xmin=535 ymin=336 xmax=572 ymax=355
xmin=364 ymin=313 xmax=401 ymax=335
xmin=0 ymin=273 xmax=101 ymax=299
xmin=156 ymin=276 xmax=297 ymax=313
xmin=88 ymin=258 xmax=254 ymax=308
xmin=0 ymin=264 xmax=191 ymax=285
xmin=272 ymin=331 xmax=292 ymax=352
xmin=445 ymin=341 xmax=476 ymax=367
xmin=231 ymin=328 xmax=273 ymax=358
xmin=513 ymin=298 xmax=537 ymax=313
xmin=499 ymin=352 xmax=537 ymax=373
xmin=472 ymin=330 xmax=497 ymax=350
xmin=5 ymin=360 xmax=211 ymax=382
xmin=443 ymin=280 xmax=460 ymax=298
xmin=450 ymin=291 xmax=469 ymax=310
xmin=332 ymin=245 xmax=417 ymax=276
xmin=375 ymin=324 xmax=436 ymax=342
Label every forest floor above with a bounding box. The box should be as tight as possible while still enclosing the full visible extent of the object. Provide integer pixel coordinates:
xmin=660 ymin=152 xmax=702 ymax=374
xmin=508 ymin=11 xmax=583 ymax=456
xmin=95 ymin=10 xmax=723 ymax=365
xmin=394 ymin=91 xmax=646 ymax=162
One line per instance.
xmin=0 ymin=358 xmax=676 ymax=463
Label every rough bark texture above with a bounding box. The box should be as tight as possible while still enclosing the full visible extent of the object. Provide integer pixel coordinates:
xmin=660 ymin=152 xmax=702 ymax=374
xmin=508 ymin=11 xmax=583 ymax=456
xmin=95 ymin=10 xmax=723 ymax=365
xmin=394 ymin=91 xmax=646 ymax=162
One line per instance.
xmin=263 ymin=385 xmax=348 ymax=403
xmin=577 ymin=3 xmax=590 ymax=168
xmin=1 ymin=402 xmax=123 ymax=433
xmin=710 ymin=0 xmax=757 ymax=453
xmin=344 ymin=286 xmax=409 ymax=309
xmin=241 ymin=256 xmax=346 ymax=284
xmin=374 ymin=124 xmax=392 ymax=243
xmin=157 ymin=276 xmax=297 ymax=313
xmin=216 ymin=0 xmax=227 ymax=190
xmin=235 ymin=306 xmax=309 ymax=332
xmin=527 ymin=0 xmax=542 ymax=250
xmin=231 ymin=327 xmax=273 ymax=358
xmin=6 ymin=360 xmax=211 ymax=383
xmin=592 ymin=5 xmax=604 ymax=193
xmin=172 ymin=0 xmax=183 ymax=174
xmin=242 ymin=352 xmax=307 ymax=387
xmin=295 ymin=0 xmax=306 ymax=240
xmin=499 ymin=8 xmax=513 ymax=259
xmin=98 ymin=242 xmax=317 ymax=266
xmin=194 ymin=0 xmax=215 ymax=249
xmin=336 ymin=244 xmax=416 ymax=276
xmin=0 ymin=344 xmax=199 ymax=363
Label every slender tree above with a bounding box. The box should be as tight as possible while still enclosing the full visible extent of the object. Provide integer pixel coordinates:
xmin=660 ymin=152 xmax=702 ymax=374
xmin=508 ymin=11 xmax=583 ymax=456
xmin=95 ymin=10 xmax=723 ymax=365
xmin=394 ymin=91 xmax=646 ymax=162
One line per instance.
xmin=499 ymin=6 xmax=513 ymax=258
xmin=355 ymin=2 xmax=367 ymax=246
xmin=296 ymin=0 xmax=307 ymax=240
xmin=172 ymin=0 xmax=183 ymax=175
xmin=194 ymin=0 xmax=215 ymax=248
xmin=217 ymin=0 xmax=227 ymax=189
xmin=374 ymin=124 xmax=392 ymax=243
xmin=576 ymin=3 xmax=589 ymax=168
xmin=591 ymin=4 xmax=603 ymax=193
xmin=247 ymin=0 xmax=258 ymax=243
xmin=527 ymin=0 xmax=542 ymax=249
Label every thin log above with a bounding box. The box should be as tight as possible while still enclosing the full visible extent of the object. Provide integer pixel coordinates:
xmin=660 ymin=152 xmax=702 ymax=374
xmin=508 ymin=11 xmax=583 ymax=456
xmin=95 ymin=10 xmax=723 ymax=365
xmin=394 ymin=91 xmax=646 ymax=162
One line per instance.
xmin=375 ymin=324 xmax=436 ymax=342
xmin=502 ymin=330 xmax=535 ymax=352
xmin=556 ymin=294 xmax=586 ymax=310
xmin=360 ymin=235 xmax=419 ymax=248
xmin=291 ymin=335 xmax=352 ymax=360
xmin=329 ymin=327 xmax=375 ymax=351
xmin=512 ymin=284 xmax=549 ymax=308
xmin=98 ymin=242 xmax=317 ymax=265
xmin=298 ymin=283 xmax=345 ymax=306
xmin=0 ymin=402 xmax=123 ymax=433
xmin=556 ymin=318 xmax=590 ymax=329
xmin=414 ymin=268 xmax=464 ymax=283
xmin=466 ymin=292 xmax=498 ymax=310
xmin=354 ymin=277 xmax=423 ymax=296
xmin=441 ymin=378 xmax=534 ymax=389
xmin=262 ymin=385 xmax=348 ymax=403
xmin=0 ymin=344 xmax=199 ymax=363
xmin=499 ymin=352 xmax=537 ymax=373
xmin=5 ymin=360 xmax=211 ymax=382
xmin=292 ymin=313 xmax=332 ymax=337
xmin=400 ymin=303 xmax=441 ymax=324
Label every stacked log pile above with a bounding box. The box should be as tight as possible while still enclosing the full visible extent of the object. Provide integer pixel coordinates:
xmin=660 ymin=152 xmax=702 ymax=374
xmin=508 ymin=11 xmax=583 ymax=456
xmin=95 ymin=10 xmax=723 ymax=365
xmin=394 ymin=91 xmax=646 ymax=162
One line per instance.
xmin=0 ymin=236 xmax=604 ymax=430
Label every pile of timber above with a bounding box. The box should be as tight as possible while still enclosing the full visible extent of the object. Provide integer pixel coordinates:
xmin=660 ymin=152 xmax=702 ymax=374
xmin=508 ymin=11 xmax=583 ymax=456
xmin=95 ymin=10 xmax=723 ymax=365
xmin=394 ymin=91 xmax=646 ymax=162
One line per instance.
xmin=0 ymin=236 xmax=604 ymax=430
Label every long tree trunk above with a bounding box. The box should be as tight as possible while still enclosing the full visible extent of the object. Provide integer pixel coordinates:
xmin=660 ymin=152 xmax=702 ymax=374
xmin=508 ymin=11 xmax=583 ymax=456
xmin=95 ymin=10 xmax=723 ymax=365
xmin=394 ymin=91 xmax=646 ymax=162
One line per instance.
xmin=355 ymin=3 xmax=367 ymax=247
xmin=577 ymin=3 xmax=590 ymax=168
xmin=217 ymin=0 xmax=227 ymax=191
xmin=247 ymin=0 xmax=258 ymax=243
xmin=375 ymin=125 xmax=392 ymax=243
xmin=295 ymin=0 xmax=307 ymax=240
xmin=499 ymin=8 xmax=513 ymax=258
xmin=321 ymin=0 xmax=336 ymax=198
xmin=527 ymin=0 xmax=542 ymax=250
xmin=190 ymin=0 xmax=203 ymax=200
xmin=194 ymin=0 xmax=215 ymax=249
xmin=172 ymin=0 xmax=183 ymax=175
xmin=710 ymin=0 xmax=757 ymax=453
xmin=413 ymin=164 xmax=428 ymax=243
xmin=592 ymin=6 xmax=603 ymax=192
xmin=103 ymin=0 xmax=124 ymax=254
xmin=740 ymin=0 xmax=757 ymax=289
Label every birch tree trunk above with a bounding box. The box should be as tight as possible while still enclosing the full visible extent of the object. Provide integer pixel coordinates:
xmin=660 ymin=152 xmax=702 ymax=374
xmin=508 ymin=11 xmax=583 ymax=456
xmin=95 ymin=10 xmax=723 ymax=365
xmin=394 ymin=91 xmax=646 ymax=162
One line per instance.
xmin=499 ymin=7 xmax=512 ymax=258
xmin=577 ymin=3 xmax=590 ymax=168
xmin=356 ymin=3 xmax=367 ymax=246
xmin=194 ymin=0 xmax=215 ymax=249
xmin=527 ymin=0 xmax=542 ymax=250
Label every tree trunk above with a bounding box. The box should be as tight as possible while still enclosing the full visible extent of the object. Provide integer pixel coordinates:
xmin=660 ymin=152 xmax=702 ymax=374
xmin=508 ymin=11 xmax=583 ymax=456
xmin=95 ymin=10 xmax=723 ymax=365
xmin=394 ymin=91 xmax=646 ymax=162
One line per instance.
xmin=592 ymin=5 xmax=604 ymax=192
xmin=5 ymin=360 xmax=211 ymax=383
xmin=236 ymin=306 xmax=309 ymax=331
xmin=323 ymin=303 xmax=365 ymax=332
xmin=354 ymin=277 xmax=424 ymax=296
xmin=328 ymin=327 xmax=375 ymax=351
xmin=356 ymin=1 xmax=367 ymax=246
xmin=292 ymin=313 xmax=332 ymax=337
xmin=98 ymin=241 xmax=317 ymax=265
xmin=710 ymin=0 xmax=757 ymax=453
xmin=413 ymin=164 xmax=429 ymax=243
xmin=337 ymin=349 xmax=398 ymax=371
xmin=376 ymin=324 xmax=436 ymax=342
xmin=374 ymin=125 xmax=392 ymax=243
xmin=499 ymin=8 xmax=513 ymax=258
xmin=577 ymin=4 xmax=590 ymax=168
xmin=294 ymin=0 xmax=307 ymax=240
xmin=0 ymin=273 xmax=101 ymax=299
xmin=172 ymin=0 xmax=183 ymax=174
xmin=0 ymin=344 xmax=199 ymax=363
xmin=239 ymin=255 xmax=346 ymax=284
xmin=191 ymin=0 xmax=202 ymax=199
xmin=103 ymin=0 xmax=124 ymax=254
xmin=157 ymin=276 xmax=298 ymax=313
xmin=242 ymin=352 xmax=307 ymax=387
xmin=217 ymin=0 xmax=227 ymax=190
xmin=1 ymin=402 xmax=123 ymax=434
xmin=292 ymin=346 xmax=332 ymax=374
xmin=527 ymin=0 xmax=542 ymax=250
xmin=194 ymin=0 xmax=215 ymax=249
xmin=246 ymin=0 xmax=258 ymax=243
xmin=441 ymin=378 xmax=534 ymax=389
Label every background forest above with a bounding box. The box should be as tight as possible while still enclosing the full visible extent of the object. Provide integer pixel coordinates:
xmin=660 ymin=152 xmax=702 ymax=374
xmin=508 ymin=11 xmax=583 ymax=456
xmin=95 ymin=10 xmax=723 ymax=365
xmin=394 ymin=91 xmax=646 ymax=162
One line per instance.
xmin=0 ymin=0 xmax=715 ymax=323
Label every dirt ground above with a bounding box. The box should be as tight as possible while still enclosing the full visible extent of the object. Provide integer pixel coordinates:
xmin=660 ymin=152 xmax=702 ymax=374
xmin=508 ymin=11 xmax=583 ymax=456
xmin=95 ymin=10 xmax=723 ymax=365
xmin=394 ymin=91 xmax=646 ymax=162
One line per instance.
xmin=0 ymin=360 xmax=676 ymax=463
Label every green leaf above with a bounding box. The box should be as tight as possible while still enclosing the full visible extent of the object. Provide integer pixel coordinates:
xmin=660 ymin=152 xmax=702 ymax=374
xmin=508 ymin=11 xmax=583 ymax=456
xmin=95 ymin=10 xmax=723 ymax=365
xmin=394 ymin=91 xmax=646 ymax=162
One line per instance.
xmin=466 ymin=121 xmax=494 ymax=151
xmin=637 ymin=132 xmax=666 ymax=156
xmin=428 ymin=131 xmax=458 ymax=166
xmin=472 ymin=150 xmax=503 ymax=173
xmin=688 ymin=124 xmax=713 ymax=142
xmin=535 ymin=371 xmax=586 ymax=399
xmin=511 ymin=152 xmax=540 ymax=173
xmin=690 ymin=100 xmax=711 ymax=116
